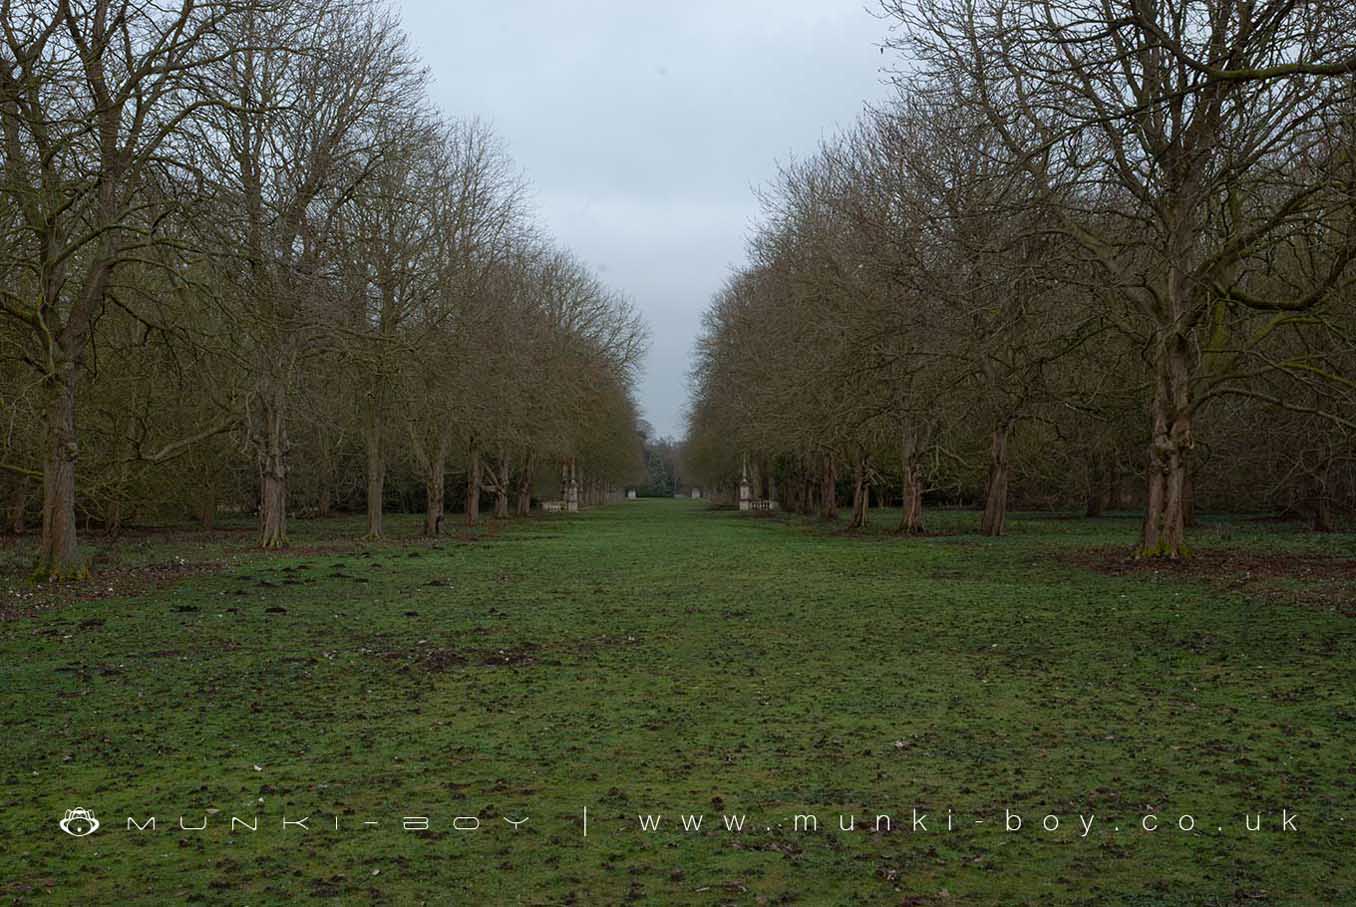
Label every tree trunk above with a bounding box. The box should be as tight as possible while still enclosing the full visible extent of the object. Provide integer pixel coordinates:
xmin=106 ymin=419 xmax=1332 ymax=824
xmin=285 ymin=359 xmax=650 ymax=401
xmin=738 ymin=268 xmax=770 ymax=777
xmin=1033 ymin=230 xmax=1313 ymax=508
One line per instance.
xmin=465 ymin=440 xmax=481 ymax=527
xmin=317 ymin=485 xmax=332 ymax=519
xmin=898 ymin=463 xmax=925 ymax=534
xmin=37 ymin=364 xmax=84 ymax=579
xmin=253 ymin=381 xmax=289 ymax=549
xmin=424 ymin=453 xmax=446 ymax=536
xmin=897 ymin=424 xmax=925 ymax=535
xmin=365 ymin=414 xmax=384 ymax=539
xmin=516 ymin=450 xmax=533 ymax=515
xmin=819 ymin=453 xmax=837 ymax=521
xmin=980 ymin=424 xmax=1011 ymax=537
xmin=494 ymin=449 xmax=511 ymax=518
xmin=847 ymin=452 xmax=867 ymax=530
xmin=258 ymin=464 xmax=288 ymax=548
xmin=1139 ymin=327 xmax=1192 ymax=558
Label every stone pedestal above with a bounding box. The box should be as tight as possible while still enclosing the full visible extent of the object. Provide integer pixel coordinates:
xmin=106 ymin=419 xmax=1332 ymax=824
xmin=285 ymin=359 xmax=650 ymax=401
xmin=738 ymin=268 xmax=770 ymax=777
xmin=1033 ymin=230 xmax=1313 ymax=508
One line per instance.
xmin=738 ymin=456 xmax=752 ymax=511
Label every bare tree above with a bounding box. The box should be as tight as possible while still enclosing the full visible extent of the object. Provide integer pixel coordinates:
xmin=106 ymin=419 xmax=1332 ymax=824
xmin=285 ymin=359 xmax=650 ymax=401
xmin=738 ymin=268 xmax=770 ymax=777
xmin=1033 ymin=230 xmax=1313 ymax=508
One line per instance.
xmin=0 ymin=0 xmax=252 ymax=576
xmin=197 ymin=0 xmax=420 ymax=547
xmin=886 ymin=0 xmax=1356 ymax=555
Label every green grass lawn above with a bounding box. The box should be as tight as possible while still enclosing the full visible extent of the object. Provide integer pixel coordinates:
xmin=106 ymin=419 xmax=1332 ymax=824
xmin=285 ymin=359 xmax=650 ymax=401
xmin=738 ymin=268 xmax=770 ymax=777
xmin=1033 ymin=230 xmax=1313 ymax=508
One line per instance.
xmin=2 ymin=500 xmax=1353 ymax=905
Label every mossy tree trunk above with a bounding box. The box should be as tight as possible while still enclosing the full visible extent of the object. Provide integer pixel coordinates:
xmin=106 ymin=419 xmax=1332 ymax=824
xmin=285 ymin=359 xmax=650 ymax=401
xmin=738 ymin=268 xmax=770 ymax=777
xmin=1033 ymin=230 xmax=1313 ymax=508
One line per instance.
xmin=424 ymin=454 xmax=446 ymax=536
xmin=897 ymin=423 xmax=925 ymax=535
xmin=37 ymin=361 xmax=85 ymax=579
xmin=253 ymin=379 xmax=290 ymax=550
xmin=365 ymin=410 xmax=385 ymax=539
xmin=1139 ymin=323 xmax=1192 ymax=559
xmin=980 ymin=423 xmax=1012 ymax=537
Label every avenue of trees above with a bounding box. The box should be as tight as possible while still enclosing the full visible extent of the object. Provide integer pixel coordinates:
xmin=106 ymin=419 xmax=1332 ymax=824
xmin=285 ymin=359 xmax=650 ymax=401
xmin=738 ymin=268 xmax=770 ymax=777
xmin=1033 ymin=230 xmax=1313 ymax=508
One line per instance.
xmin=686 ymin=0 xmax=1356 ymax=555
xmin=1 ymin=0 xmax=648 ymax=579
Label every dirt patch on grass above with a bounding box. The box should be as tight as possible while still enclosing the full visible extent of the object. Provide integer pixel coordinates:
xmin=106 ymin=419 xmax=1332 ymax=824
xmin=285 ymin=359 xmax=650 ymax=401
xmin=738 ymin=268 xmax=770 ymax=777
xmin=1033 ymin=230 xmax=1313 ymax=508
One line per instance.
xmin=0 ymin=522 xmax=490 ymax=621
xmin=1067 ymin=546 xmax=1356 ymax=614
xmin=379 ymin=633 xmax=644 ymax=673
xmin=0 ymin=561 xmax=224 ymax=621
xmin=382 ymin=642 xmax=546 ymax=672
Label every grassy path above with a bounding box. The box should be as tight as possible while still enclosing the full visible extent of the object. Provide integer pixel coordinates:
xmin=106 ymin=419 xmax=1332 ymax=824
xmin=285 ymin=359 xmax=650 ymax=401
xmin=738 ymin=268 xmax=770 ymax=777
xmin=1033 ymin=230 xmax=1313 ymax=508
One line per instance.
xmin=1 ymin=500 xmax=1352 ymax=904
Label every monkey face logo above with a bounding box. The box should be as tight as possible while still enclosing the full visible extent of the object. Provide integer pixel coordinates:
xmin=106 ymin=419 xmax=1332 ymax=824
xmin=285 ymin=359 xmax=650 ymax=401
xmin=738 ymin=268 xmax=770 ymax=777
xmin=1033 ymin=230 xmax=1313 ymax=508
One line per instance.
xmin=59 ymin=808 xmax=99 ymax=837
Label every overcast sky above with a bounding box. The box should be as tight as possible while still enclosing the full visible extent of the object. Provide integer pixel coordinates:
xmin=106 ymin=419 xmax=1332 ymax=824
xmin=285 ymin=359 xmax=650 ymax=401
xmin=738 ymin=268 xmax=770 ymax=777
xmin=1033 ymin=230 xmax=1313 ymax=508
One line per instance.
xmin=395 ymin=1 xmax=896 ymax=438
